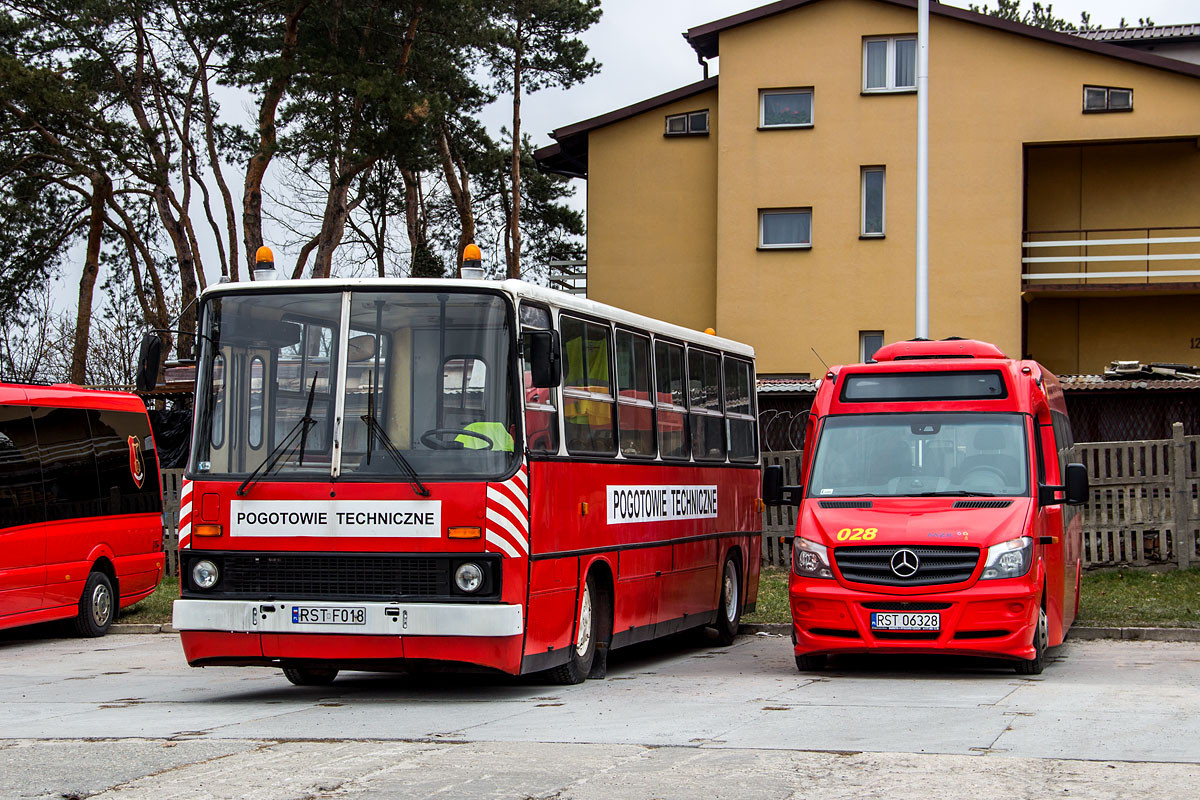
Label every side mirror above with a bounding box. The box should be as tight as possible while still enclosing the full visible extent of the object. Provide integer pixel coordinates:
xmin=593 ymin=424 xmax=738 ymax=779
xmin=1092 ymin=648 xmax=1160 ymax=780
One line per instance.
xmin=526 ymin=330 xmax=561 ymax=388
xmin=1064 ymin=463 xmax=1089 ymax=506
xmin=762 ymin=464 xmax=803 ymax=507
xmin=135 ymin=332 xmax=163 ymax=392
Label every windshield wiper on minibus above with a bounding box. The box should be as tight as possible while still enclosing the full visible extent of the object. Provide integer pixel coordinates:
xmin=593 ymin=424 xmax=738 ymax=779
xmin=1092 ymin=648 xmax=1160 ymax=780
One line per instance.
xmin=910 ymin=491 xmax=999 ymax=497
xmin=360 ymin=412 xmax=430 ymax=497
xmin=236 ymin=374 xmax=319 ymax=497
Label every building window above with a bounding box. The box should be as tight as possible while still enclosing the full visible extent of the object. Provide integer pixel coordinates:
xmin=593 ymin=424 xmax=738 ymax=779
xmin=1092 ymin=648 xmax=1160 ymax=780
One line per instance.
xmin=1083 ymin=85 xmax=1132 ymax=113
xmin=860 ymin=331 xmax=884 ymax=363
xmin=861 ymin=167 xmax=885 ymax=237
xmin=666 ymin=110 xmax=709 ymax=135
xmin=759 ymin=89 xmax=813 ymax=128
xmin=864 ymin=36 xmax=916 ymax=92
xmin=759 ymin=209 xmax=812 ymax=249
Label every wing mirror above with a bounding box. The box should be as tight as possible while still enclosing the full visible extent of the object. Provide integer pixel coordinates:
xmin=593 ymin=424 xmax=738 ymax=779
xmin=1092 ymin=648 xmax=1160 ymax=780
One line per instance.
xmin=135 ymin=332 xmax=164 ymax=391
xmin=1038 ymin=462 xmax=1089 ymax=506
xmin=525 ymin=330 xmax=561 ymax=388
xmin=763 ymin=464 xmax=803 ymax=507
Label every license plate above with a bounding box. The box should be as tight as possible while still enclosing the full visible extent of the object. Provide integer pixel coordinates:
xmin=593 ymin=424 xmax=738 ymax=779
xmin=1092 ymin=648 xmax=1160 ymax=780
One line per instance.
xmin=870 ymin=612 xmax=940 ymax=631
xmin=291 ymin=606 xmax=366 ymax=625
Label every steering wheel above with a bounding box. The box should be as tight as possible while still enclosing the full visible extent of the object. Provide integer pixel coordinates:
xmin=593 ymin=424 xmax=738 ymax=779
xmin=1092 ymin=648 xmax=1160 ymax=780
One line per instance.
xmin=960 ymin=465 xmax=1007 ymax=490
xmin=420 ymin=427 xmax=495 ymax=450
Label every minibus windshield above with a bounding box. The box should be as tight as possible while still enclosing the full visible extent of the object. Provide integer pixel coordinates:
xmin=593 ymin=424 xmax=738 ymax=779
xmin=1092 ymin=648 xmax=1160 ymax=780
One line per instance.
xmin=807 ymin=413 xmax=1029 ymax=497
xmin=190 ymin=288 xmax=517 ymax=482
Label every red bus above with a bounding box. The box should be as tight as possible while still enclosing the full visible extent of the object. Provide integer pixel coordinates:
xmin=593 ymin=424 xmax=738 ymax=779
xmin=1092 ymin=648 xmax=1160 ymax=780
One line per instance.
xmin=764 ymin=339 xmax=1087 ymax=674
xmin=0 ymin=383 xmax=164 ymax=636
xmin=164 ymin=278 xmax=761 ymax=685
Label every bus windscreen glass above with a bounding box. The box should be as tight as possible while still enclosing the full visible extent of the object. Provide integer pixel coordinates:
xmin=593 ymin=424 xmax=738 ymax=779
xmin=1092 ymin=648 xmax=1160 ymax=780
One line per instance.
xmin=841 ymin=371 xmax=1007 ymax=402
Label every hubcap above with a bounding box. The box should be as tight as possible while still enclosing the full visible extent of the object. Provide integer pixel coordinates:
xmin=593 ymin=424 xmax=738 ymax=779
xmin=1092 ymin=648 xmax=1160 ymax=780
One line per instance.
xmin=575 ymin=584 xmax=593 ymax=657
xmin=723 ymin=563 xmax=739 ymax=623
xmin=1037 ymin=606 xmax=1049 ymax=652
xmin=92 ymin=582 xmax=112 ymax=627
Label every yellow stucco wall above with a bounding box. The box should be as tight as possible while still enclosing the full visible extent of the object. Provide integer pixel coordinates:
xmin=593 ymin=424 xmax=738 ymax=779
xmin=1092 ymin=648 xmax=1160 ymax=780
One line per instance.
xmin=582 ymin=0 xmax=1200 ymax=375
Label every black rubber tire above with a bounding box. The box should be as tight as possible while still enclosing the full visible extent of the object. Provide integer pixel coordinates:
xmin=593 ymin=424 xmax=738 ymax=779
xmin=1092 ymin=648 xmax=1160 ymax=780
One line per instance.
xmin=795 ymin=654 xmax=827 ymax=672
xmin=73 ymin=571 xmax=114 ymax=637
xmin=549 ymin=573 xmax=600 ymax=685
xmin=713 ymin=555 xmax=742 ymax=646
xmin=282 ymin=666 xmax=340 ymax=686
xmin=1015 ymin=605 xmax=1048 ymax=675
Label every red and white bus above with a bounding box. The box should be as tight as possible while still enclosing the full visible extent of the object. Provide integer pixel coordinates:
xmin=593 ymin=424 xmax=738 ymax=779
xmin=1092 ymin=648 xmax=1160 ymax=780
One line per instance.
xmin=0 ymin=383 xmax=164 ymax=636
xmin=166 ymin=278 xmax=761 ymax=685
xmin=764 ymin=339 xmax=1087 ymax=674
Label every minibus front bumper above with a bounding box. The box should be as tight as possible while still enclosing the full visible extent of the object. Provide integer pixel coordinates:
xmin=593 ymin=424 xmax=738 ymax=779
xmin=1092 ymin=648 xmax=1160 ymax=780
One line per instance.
xmin=790 ymin=576 xmax=1041 ymax=661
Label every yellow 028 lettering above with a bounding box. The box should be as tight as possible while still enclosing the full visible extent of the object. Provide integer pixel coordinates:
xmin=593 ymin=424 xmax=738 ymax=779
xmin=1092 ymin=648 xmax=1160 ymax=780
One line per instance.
xmin=836 ymin=527 xmax=879 ymax=542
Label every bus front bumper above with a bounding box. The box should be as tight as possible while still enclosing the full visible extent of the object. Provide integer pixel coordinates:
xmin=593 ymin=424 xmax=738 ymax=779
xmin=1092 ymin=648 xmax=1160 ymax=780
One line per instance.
xmin=173 ymin=598 xmax=524 ymax=637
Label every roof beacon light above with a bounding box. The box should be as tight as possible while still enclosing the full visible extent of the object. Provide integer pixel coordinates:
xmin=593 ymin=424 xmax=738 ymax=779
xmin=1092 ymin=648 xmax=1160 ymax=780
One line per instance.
xmin=705 ymin=327 xmax=717 ymax=336
xmin=254 ymin=246 xmax=279 ymax=282
xmin=461 ymin=243 xmax=485 ymax=280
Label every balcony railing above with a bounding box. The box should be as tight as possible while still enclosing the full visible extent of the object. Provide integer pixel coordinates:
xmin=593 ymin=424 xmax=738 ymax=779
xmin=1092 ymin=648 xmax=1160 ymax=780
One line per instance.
xmin=1022 ymin=227 xmax=1200 ymax=286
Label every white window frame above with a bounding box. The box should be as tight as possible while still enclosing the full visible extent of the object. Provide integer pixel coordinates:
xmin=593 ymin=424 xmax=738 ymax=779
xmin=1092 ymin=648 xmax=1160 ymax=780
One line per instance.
xmin=863 ymin=36 xmax=917 ymax=93
xmin=861 ymin=166 xmax=886 ymax=237
xmin=758 ymin=208 xmax=812 ymax=249
xmin=759 ymin=88 xmax=814 ymax=129
xmin=860 ymin=331 xmax=884 ymax=363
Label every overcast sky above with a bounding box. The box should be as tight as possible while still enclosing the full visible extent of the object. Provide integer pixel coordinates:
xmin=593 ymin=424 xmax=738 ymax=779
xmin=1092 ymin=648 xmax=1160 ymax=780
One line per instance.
xmin=489 ymin=0 xmax=1200 ymax=147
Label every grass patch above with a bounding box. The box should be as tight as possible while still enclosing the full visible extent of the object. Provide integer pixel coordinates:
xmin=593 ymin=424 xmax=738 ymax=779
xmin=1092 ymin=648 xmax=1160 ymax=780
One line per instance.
xmin=742 ymin=565 xmax=1200 ymax=628
xmin=117 ymin=575 xmax=178 ymax=625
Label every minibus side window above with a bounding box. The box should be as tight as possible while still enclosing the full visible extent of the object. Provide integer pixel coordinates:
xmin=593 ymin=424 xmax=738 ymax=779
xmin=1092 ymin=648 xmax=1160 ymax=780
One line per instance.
xmin=0 ymin=405 xmax=45 ymax=529
xmin=32 ymin=407 xmax=102 ymax=521
xmin=88 ymin=410 xmax=163 ymax=516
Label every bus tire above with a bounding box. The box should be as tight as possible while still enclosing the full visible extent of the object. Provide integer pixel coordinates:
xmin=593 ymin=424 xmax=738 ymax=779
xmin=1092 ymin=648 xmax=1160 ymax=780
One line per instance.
xmin=282 ymin=666 xmax=339 ymax=686
xmin=1015 ymin=605 xmax=1048 ymax=675
xmin=713 ymin=555 xmax=742 ymax=646
xmin=549 ymin=573 xmax=600 ymax=685
xmin=795 ymin=654 xmax=826 ymax=672
xmin=73 ymin=571 xmax=114 ymax=638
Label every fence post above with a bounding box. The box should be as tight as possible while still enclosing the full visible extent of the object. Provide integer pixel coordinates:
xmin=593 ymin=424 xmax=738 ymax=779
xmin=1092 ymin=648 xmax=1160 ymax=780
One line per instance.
xmin=1171 ymin=423 xmax=1191 ymax=569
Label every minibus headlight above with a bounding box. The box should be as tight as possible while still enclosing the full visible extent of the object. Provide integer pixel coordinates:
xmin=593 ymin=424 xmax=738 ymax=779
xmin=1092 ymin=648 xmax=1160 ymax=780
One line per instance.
xmin=454 ymin=562 xmax=484 ymax=593
xmin=981 ymin=537 xmax=1033 ymax=580
xmin=793 ymin=537 xmax=833 ymax=579
xmin=192 ymin=559 xmax=219 ymax=590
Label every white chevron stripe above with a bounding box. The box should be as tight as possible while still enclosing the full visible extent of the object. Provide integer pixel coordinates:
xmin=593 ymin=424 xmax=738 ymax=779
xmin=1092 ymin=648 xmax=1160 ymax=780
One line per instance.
xmin=487 ymin=485 xmax=528 ymax=527
xmin=180 ymin=480 xmax=193 ymax=500
xmin=510 ymin=467 xmax=528 ymax=491
xmin=499 ymin=477 xmax=529 ymax=511
xmin=485 ymin=531 xmax=520 ymax=559
xmin=486 ymin=508 xmax=529 ymax=554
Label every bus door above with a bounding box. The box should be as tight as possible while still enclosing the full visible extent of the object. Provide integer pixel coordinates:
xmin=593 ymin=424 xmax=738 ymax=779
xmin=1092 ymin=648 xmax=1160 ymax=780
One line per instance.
xmin=0 ymin=397 xmax=46 ymax=617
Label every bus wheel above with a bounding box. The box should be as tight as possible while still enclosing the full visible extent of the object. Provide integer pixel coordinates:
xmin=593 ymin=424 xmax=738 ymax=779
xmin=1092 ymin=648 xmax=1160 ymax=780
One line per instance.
xmin=282 ymin=666 xmax=339 ymax=686
xmin=1015 ymin=605 xmax=1048 ymax=675
xmin=73 ymin=571 xmax=114 ymax=638
xmin=550 ymin=573 xmax=600 ymax=685
xmin=713 ymin=555 xmax=742 ymax=646
xmin=795 ymin=654 xmax=827 ymax=672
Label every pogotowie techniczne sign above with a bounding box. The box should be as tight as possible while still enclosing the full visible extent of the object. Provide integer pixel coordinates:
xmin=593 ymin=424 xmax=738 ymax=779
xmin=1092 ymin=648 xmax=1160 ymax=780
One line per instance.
xmin=606 ymin=485 xmax=718 ymax=525
xmin=230 ymin=500 xmax=441 ymax=537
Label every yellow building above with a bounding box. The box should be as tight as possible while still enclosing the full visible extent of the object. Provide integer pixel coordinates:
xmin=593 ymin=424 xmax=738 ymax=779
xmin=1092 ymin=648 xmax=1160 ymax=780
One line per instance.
xmin=536 ymin=0 xmax=1200 ymax=378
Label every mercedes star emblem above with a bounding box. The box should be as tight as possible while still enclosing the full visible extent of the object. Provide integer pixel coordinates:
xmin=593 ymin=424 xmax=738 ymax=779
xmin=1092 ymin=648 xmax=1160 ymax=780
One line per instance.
xmin=890 ymin=548 xmax=920 ymax=578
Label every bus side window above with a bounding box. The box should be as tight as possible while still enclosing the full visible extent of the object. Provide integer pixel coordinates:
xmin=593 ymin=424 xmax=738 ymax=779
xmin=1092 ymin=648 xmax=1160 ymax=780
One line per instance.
xmin=688 ymin=348 xmax=725 ymax=461
xmin=521 ymin=302 xmax=559 ymax=455
xmin=616 ymin=330 xmax=655 ymax=457
xmin=655 ymin=340 xmax=688 ymax=460
xmin=724 ymin=357 xmax=757 ymax=462
xmin=211 ymin=353 xmax=226 ymax=449
xmin=561 ymin=315 xmax=615 ymax=455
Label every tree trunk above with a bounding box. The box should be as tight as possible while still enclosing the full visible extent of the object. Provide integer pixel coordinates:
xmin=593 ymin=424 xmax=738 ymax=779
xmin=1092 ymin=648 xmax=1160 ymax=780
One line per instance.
xmin=508 ymin=24 xmax=523 ymax=279
xmin=153 ymin=186 xmax=199 ymax=359
xmin=400 ymin=167 xmax=421 ymax=263
xmin=437 ymin=124 xmax=475 ymax=276
xmin=311 ymin=177 xmax=354 ymax=279
xmin=70 ymin=172 xmax=111 ymax=384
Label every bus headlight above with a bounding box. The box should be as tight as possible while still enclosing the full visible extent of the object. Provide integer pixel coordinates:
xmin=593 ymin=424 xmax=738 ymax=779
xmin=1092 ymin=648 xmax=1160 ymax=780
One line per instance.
xmin=454 ymin=562 xmax=484 ymax=593
xmin=981 ymin=537 xmax=1033 ymax=580
xmin=793 ymin=537 xmax=833 ymax=579
xmin=192 ymin=559 xmax=219 ymax=590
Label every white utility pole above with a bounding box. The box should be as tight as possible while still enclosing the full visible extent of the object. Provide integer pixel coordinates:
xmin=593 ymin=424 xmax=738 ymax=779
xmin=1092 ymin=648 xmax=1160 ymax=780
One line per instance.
xmin=915 ymin=0 xmax=930 ymax=339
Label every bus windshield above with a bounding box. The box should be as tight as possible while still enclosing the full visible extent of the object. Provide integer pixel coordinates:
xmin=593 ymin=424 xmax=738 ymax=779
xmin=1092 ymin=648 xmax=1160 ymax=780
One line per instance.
xmin=190 ymin=288 xmax=517 ymax=482
xmin=807 ymin=412 xmax=1030 ymax=498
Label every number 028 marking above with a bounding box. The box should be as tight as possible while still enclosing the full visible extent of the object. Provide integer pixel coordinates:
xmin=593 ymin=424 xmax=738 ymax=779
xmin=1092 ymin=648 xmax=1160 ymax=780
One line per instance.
xmin=836 ymin=527 xmax=878 ymax=541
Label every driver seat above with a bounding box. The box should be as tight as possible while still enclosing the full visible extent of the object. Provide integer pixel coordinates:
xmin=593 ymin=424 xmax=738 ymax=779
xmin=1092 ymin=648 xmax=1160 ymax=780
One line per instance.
xmin=455 ymin=421 xmax=515 ymax=452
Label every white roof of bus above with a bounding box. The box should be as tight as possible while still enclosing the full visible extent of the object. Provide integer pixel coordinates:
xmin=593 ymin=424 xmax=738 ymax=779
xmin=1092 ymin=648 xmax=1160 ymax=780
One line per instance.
xmin=201 ymin=277 xmax=755 ymax=358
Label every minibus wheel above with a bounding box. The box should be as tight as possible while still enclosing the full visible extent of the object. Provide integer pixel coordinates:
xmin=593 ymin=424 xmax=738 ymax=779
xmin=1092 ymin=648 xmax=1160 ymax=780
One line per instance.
xmin=282 ymin=666 xmax=339 ymax=686
xmin=713 ymin=555 xmax=743 ymax=646
xmin=550 ymin=573 xmax=601 ymax=685
xmin=795 ymin=654 xmax=826 ymax=672
xmin=1014 ymin=605 xmax=1048 ymax=675
xmin=73 ymin=571 xmax=114 ymax=638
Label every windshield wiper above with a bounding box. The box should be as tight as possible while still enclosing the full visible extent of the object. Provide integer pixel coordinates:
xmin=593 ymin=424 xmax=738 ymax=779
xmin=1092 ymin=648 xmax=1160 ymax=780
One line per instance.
xmin=910 ymin=491 xmax=999 ymax=497
xmin=237 ymin=374 xmax=319 ymax=497
xmin=360 ymin=412 xmax=430 ymax=497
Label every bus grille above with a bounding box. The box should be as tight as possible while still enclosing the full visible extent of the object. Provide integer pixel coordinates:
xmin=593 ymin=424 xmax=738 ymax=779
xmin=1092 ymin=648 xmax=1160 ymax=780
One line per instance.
xmin=833 ymin=545 xmax=980 ymax=587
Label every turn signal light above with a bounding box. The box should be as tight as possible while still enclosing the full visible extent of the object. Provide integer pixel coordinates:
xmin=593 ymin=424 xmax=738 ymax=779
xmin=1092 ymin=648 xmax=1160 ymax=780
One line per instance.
xmin=193 ymin=524 xmax=223 ymax=538
xmin=448 ymin=526 xmax=481 ymax=539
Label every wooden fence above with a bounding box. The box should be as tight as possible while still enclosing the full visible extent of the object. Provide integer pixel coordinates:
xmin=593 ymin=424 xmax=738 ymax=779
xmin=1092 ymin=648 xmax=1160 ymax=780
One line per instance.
xmin=161 ymin=469 xmax=185 ymax=576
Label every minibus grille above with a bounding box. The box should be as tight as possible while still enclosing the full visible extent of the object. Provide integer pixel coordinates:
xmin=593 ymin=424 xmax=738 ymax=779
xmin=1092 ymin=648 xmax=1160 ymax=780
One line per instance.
xmin=833 ymin=545 xmax=980 ymax=587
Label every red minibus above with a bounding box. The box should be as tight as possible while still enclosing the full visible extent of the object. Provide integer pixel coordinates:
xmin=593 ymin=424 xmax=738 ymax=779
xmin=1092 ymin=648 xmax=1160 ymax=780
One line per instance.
xmin=161 ymin=278 xmax=761 ymax=685
xmin=0 ymin=383 xmax=164 ymax=636
xmin=764 ymin=339 xmax=1087 ymax=674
